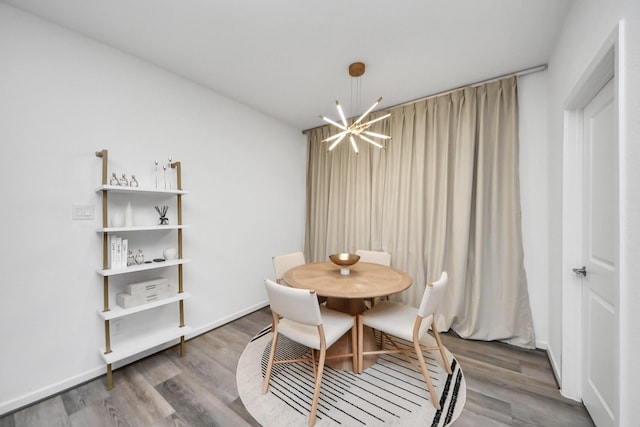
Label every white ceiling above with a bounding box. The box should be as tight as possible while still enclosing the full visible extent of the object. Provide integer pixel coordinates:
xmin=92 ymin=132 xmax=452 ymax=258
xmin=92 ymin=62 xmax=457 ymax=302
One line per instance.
xmin=3 ymin=0 xmax=572 ymax=131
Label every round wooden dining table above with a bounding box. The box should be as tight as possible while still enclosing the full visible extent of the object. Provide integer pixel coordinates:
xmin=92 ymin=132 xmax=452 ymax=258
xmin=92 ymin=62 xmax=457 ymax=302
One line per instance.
xmin=283 ymin=260 xmax=412 ymax=371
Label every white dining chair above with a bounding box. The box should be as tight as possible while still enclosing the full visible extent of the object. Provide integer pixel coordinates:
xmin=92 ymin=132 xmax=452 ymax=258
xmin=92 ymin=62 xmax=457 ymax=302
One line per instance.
xmin=262 ymin=278 xmax=357 ymax=426
xmin=355 ymin=249 xmax=391 ymax=307
xmin=272 ymin=251 xmax=305 ymax=285
xmin=355 ymin=249 xmax=391 ymax=266
xmin=357 ymin=271 xmax=451 ymax=410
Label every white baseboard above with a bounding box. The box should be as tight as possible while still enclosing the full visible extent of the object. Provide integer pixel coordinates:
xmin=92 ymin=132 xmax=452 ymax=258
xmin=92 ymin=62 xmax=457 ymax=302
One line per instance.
xmin=547 ymin=345 xmax=562 ymax=389
xmin=0 ymin=300 xmax=270 ymax=417
xmin=188 ymin=300 xmax=269 ymax=338
xmin=535 ymin=339 xmax=548 ymax=350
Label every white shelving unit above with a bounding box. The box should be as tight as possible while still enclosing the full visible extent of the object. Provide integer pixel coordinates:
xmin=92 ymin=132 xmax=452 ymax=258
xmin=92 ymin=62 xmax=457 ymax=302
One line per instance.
xmin=95 ymin=149 xmax=190 ymax=390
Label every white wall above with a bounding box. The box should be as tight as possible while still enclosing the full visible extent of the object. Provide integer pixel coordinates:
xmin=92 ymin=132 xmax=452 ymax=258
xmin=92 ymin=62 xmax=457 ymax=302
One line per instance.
xmin=518 ymin=71 xmax=550 ymax=349
xmin=0 ymin=4 xmax=306 ymax=414
xmin=545 ymin=0 xmax=640 ymax=423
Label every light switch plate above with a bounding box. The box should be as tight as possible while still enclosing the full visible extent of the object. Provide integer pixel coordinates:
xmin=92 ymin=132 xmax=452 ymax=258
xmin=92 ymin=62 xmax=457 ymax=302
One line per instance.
xmin=72 ymin=203 xmax=95 ymax=220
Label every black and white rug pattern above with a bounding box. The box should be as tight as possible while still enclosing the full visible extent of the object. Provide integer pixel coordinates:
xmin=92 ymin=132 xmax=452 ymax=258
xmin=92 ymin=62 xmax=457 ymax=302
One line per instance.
xmin=237 ymin=326 xmax=465 ymax=426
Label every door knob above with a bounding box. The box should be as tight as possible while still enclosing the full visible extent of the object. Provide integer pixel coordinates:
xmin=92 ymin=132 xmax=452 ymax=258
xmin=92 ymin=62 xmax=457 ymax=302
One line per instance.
xmin=572 ymin=266 xmax=587 ymax=277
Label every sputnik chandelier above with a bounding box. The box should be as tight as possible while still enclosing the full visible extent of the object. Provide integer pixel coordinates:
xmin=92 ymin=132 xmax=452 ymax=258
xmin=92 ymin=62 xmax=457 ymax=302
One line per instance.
xmin=319 ymin=62 xmax=391 ymax=154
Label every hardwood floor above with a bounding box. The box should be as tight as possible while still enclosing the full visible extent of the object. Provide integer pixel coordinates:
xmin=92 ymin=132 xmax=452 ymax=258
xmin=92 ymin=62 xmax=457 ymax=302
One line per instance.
xmin=0 ymin=307 xmax=594 ymax=426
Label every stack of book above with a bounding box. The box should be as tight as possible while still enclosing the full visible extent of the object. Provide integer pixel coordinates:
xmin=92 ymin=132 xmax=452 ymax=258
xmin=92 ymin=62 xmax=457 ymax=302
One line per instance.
xmin=109 ymin=235 xmax=128 ymax=269
xmin=116 ymin=278 xmax=177 ymax=309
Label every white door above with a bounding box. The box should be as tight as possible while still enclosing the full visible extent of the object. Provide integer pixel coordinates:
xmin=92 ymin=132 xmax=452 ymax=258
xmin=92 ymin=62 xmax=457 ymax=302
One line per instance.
xmin=578 ymin=78 xmax=617 ymax=427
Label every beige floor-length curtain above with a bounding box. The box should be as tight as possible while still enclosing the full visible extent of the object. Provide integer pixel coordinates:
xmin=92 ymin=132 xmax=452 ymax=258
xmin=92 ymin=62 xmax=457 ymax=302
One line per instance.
xmin=304 ymin=77 xmax=535 ymax=348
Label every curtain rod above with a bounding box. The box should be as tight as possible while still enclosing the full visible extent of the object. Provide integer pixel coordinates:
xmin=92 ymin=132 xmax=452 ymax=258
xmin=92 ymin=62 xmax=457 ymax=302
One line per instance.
xmin=302 ymin=64 xmax=547 ymax=134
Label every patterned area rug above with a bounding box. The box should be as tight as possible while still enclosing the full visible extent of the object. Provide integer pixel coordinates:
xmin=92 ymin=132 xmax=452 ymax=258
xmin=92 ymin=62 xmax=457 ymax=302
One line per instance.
xmin=237 ymin=326 xmax=465 ymax=426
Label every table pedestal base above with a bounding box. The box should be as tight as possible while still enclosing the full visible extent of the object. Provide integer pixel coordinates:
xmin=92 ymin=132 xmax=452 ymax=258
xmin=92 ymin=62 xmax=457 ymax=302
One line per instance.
xmin=324 ymin=297 xmax=378 ymax=371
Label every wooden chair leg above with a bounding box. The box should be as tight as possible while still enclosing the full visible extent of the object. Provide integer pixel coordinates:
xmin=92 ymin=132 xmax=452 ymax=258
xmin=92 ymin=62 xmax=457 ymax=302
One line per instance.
xmin=311 ymin=348 xmax=317 ymax=378
xmin=351 ymin=322 xmax=358 ymax=373
xmin=431 ymin=320 xmax=451 ymax=374
xmin=308 ymin=347 xmax=326 ymax=426
xmin=262 ymin=331 xmax=280 ymax=394
xmin=357 ymin=315 xmax=364 ymax=374
xmin=414 ymin=339 xmax=441 ymax=410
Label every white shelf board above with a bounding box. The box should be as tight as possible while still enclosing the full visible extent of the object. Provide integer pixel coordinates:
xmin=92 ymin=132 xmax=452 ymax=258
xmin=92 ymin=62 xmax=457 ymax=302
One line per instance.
xmin=97 ymin=258 xmax=191 ymax=276
xmin=96 ymin=224 xmax=189 ymax=233
xmin=96 ymin=185 xmax=189 ymax=196
xmin=99 ymin=325 xmax=192 ymax=365
xmin=98 ymin=292 xmax=192 ymax=320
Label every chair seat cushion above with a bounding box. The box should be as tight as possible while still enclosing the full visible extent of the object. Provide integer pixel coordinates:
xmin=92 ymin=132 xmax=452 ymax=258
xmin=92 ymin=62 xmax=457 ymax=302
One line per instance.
xmin=279 ymin=306 xmax=354 ymax=350
xmin=362 ymin=301 xmax=431 ymax=342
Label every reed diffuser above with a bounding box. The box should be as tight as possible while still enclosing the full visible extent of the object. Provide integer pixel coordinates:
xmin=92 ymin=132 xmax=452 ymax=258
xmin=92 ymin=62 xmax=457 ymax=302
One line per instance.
xmin=155 ymin=205 xmax=169 ymax=225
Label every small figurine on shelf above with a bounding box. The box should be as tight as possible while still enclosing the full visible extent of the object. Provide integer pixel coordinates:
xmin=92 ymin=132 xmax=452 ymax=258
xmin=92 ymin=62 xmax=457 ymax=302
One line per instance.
xmin=129 ymin=175 xmax=139 ymax=187
xmin=134 ymin=249 xmax=144 ymax=265
xmin=155 ymin=205 xmax=169 ymax=225
xmin=127 ymin=250 xmax=135 ymax=266
xmin=119 ymin=173 xmax=129 ymax=186
xmin=110 ymin=172 xmax=119 ymax=186
xmin=163 ymin=164 xmax=168 ymax=189
xmin=154 ymin=160 xmax=159 ymax=189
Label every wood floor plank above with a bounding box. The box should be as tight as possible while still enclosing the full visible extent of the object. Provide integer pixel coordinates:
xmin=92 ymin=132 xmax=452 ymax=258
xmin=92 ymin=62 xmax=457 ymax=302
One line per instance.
xmin=456 ymin=354 xmax=563 ymax=398
xmin=231 ymin=308 xmax=272 ymax=336
xmin=227 ymin=397 xmax=261 ymax=427
xmin=196 ymin=330 xmax=250 ymax=373
xmin=463 ymin=389 xmax=513 ymax=425
xmin=134 ymin=352 xmax=182 ymax=387
xmin=13 ymin=396 xmax=71 ymax=427
xmin=0 ymin=415 xmax=14 ymax=427
xmin=68 ymin=399 xmax=130 ymax=427
xmin=453 ymin=410 xmax=512 ymax=427
xmin=107 ymin=365 xmax=175 ymax=426
xmin=149 ymin=411 xmax=190 ymax=427
xmin=61 ymin=377 xmax=110 ymax=416
xmin=155 ymin=374 xmax=251 ymax=427
xmin=166 ymin=338 xmax=240 ymax=405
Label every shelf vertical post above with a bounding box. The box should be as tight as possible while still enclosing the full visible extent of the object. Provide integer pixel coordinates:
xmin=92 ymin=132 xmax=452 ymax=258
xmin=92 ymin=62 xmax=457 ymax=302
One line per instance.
xmin=97 ymin=150 xmax=110 ymax=273
xmin=104 ymin=320 xmax=112 ymax=354
xmin=97 ymin=150 xmax=113 ymax=390
xmin=103 ymin=279 xmax=110 ymax=312
xmin=172 ymin=161 xmax=186 ymax=357
xmin=106 ymin=364 xmax=113 ymax=390
xmin=96 ymin=151 xmax=111 ymax=313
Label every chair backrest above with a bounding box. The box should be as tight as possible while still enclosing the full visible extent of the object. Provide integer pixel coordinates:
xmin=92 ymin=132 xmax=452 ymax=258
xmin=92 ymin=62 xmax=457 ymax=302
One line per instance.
xmin=272 ymin=252 xmax=305 ymax=282
xmin=264 ymin=279 xmax=322 ymax=326
xmin=417 ymin=271 xmax=448 ymax=318
xmin=354 ymin=249 xmax=391 ymax=266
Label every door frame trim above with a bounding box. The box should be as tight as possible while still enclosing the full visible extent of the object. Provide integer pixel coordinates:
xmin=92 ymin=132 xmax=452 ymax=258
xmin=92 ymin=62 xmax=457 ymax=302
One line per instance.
xmin=561 ymin=24 xmax=619 ymax=402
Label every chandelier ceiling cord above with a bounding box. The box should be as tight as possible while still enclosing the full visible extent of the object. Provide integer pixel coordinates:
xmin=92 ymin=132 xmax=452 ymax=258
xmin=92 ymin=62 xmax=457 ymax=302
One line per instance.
xmin=319 ymin=62 xmax=391 ymax=154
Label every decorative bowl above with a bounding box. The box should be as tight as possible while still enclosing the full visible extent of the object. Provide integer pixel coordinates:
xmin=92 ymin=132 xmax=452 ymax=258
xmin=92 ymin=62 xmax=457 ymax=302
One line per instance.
xmin=329 ymin=253 xmax=360 ymax=275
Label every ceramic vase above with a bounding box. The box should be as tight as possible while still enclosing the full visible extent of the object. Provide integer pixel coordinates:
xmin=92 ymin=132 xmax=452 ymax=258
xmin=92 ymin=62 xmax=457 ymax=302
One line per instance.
xmin=163 ymin=248 xmax=177 ymax=260
xmin=124 ymin=202 xmax=134 ymax=227
xmin=110 ymin=212 xmax=124 ymax=228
